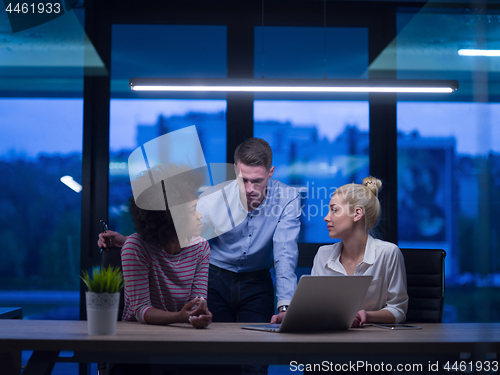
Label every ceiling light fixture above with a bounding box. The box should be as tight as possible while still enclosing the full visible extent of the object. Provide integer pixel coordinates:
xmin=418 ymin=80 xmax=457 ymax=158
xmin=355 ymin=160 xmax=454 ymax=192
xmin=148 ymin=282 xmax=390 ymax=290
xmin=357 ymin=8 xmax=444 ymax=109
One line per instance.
xmin=130 ymin=78 xmax=459 ymax=94
xmin=458 ymin=49 xmax=500 ymax=57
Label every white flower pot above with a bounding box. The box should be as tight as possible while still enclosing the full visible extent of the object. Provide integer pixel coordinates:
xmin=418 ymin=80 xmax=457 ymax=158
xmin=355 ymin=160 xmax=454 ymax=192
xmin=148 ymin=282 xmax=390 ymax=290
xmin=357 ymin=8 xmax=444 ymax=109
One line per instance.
xmin=85 ymin=291 xmax=120 ymax=335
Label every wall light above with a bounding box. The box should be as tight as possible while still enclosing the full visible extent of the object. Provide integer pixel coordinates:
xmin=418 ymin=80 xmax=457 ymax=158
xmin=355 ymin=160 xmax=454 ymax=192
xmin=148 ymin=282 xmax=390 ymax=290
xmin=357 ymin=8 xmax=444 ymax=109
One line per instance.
xmin=458 ymin=49 xmax=500 ymax=57
xmin=60 ymin=175 xmax=82 ymax=193
xmin=130 ymin=78 xmax=459 ymax=94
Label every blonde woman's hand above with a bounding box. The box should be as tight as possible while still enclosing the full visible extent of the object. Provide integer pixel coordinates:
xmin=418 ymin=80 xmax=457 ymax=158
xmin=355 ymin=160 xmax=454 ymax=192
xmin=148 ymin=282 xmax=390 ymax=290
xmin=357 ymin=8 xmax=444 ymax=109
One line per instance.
xmin=351 ymin=310 xmax=367 ymax=328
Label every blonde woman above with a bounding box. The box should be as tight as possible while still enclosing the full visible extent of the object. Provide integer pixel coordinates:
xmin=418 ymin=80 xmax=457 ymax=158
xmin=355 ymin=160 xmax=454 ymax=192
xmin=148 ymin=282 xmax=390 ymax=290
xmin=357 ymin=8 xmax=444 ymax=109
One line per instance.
xmin=313 ymin=176 xmax=408 ymax=327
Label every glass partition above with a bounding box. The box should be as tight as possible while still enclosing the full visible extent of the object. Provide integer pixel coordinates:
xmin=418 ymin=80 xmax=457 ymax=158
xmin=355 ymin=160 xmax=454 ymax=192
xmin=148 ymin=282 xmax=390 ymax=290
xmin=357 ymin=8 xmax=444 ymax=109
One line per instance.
xmin=109 ymin=99 xmax=227 ymax=233
xmin=398 ymin=101 xmax=500 ymax=322
xmin=254 ymin=26 xmax=368 ymax=79
xmin=109 ymin=24 xmax=228 ymax=234
xmin=0 ymin=6 xmax=86 ymax=322
xmin=255 ymin=100 xmax=369 ymax=244
xmin=252 ymin=26 xmax=369 ymax=296
xmin=395 ymin=8 xmax=500 ymax=322
xmin=0 ymin=99 xmax=82 ymax=320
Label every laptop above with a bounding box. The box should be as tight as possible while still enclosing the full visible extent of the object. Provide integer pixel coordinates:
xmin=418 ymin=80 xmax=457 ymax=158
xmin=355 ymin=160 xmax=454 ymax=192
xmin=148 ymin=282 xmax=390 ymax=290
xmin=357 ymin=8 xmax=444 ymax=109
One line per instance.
xmin=240 ymin=275 xmax=372 ymax=333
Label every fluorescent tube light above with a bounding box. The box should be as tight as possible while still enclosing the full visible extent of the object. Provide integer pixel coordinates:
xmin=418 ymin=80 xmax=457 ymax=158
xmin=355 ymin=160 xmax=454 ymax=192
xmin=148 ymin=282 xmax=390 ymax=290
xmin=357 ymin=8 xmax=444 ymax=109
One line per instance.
xmin=458 ymin=49 xmax=500 ymax=57
xmin=60 ymin=175 xmax=82 ymax=193
xmin=129 ymin=78 xmax=459 ymax=94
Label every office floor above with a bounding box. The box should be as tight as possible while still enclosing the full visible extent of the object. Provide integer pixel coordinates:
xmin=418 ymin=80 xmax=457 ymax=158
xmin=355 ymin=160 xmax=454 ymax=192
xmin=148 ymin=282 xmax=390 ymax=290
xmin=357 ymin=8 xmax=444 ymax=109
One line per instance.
xmin=22 ymin=352 xmax=297 ymax=374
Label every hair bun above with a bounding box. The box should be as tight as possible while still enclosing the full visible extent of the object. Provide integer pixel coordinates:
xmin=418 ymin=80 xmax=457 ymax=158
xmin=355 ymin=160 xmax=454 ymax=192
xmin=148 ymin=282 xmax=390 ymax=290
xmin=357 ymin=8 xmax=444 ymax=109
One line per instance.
xmin=363 ymin=176 xmax=382 ymax=196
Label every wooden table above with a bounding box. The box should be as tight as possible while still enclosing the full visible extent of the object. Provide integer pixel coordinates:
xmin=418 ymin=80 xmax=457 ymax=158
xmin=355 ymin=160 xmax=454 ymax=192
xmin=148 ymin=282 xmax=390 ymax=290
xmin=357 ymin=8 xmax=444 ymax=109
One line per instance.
xmin=0 ymin=320 xmax=499 ymax=375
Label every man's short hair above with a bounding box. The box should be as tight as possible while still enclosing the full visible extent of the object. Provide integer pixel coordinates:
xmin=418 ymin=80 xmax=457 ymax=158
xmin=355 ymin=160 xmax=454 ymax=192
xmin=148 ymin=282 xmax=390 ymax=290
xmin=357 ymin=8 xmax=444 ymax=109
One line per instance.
xmin=234 ymin=138 xmax=273 ymax=171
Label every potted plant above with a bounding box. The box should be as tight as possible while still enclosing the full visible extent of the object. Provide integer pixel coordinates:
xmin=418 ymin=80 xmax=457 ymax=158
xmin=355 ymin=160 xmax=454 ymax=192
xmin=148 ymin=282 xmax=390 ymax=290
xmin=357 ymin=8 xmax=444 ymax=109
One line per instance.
xmin=81 ymin=265 xmax=124 ymax=335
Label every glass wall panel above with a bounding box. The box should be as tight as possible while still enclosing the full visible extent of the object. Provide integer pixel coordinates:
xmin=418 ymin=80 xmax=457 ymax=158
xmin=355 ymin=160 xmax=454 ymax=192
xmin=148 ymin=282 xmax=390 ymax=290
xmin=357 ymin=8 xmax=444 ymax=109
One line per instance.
xmin=253 ymin=26 xmax=369 ymax=251
xmin=0 ymin=3 xmax=86 ymax=331
xmin=255 ymin=100 xmax=369 ymax=244
xmin=254 ymin=26 xmax=368 ymax=79
xmin=109 ymin=99 xmax=227 ymax=233
xmin=0 ymin=99 xmax=82 ymax=321
xmin=397 ymin=102 xmax=500 ymax=323
xmin=0 ymin=7 xmax=89 ymax=373
xmin=109 ymin=25 xmax=227 ymax=234
xmin=396 ymin=8 xmax=500 ymax=323
xmin=112 ymin=24 xmax=227 ymax=96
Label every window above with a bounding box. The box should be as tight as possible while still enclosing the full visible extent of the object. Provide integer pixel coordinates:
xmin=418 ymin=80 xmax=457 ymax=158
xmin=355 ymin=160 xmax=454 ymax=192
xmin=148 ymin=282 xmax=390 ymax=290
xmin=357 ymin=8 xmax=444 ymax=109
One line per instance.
xmin=253 ymin=26 xmax=369 ymax=245
xmin=109 ymin=25 xmax=228 ymax=234
xmin=0 ymin=9 xmax=87 ymax=371
xmin=0 ymin=8 xmax=87 ymax=321
xmin=396 ymin=9 xmax=500 ymax=322
xmin=255 ymin=100 xmax=369 ymax=244
xmin=254 ymin=26 xmax=368 ymax=79
xmin=398 ymin=102 xmax=500 ymax=322
xmin=109 ymin=99 xmax=227 ymax=233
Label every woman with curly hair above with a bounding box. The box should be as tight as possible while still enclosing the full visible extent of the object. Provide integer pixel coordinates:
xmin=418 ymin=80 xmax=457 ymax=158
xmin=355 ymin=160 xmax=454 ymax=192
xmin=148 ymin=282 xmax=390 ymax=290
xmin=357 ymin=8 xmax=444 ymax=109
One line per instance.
xmin=119 ymin=165 xmax=212 ymax=329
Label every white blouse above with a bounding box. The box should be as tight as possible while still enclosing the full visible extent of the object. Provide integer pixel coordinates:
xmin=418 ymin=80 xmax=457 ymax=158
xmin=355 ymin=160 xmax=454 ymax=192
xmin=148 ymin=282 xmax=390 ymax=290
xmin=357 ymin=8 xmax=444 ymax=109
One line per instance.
xmin=311 ymin=235 xmax=408 ymax=323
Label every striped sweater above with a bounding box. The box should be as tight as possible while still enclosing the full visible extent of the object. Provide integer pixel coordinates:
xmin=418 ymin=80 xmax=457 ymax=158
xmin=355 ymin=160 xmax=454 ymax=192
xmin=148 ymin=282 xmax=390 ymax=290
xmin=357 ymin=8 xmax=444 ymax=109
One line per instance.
xmin=121 ymin=233 xmax=210 ymax=323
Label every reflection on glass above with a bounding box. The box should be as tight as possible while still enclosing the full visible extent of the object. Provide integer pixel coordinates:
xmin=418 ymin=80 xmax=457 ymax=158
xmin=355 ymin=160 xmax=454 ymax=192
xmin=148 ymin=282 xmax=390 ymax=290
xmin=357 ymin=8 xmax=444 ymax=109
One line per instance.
xmin=393 ymin=9 xmax=500 ymax=103
xmin=398 ymin=101 xmax=500 ymax=322
xmin=254 ymin=100 xmax=369 ymax=243
xmin=109 ymin=99 xmax=227 ymax=235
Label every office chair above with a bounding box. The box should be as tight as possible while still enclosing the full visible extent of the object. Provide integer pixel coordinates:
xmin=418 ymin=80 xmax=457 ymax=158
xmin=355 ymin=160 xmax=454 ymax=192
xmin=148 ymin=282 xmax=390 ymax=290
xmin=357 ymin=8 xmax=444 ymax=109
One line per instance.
xmin=401 ymin=248 xmax=446 ymax=323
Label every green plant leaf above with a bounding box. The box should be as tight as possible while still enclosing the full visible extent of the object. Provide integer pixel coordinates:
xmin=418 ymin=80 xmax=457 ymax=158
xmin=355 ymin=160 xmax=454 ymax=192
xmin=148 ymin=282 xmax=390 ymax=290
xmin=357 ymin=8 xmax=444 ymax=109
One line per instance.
xmin=80 ymin=265 xmax=123 ymax=293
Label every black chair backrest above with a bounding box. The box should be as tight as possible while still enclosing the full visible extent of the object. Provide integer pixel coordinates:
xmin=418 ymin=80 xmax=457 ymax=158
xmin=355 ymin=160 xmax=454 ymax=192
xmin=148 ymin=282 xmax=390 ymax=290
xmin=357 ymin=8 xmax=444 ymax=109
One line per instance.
xmin=400 ymin=248 xmax=446 ymax=323
xmin=100 ymin=247 xmax=125 ymax=321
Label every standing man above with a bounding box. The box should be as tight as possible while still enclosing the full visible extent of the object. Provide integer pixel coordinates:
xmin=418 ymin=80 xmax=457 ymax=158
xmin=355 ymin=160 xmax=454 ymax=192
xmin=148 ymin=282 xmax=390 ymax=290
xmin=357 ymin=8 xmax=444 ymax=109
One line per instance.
xmin=200 ymin=138 xmax=300 ymax=325
xmin=98 ymin=138 xmax=300 ymax=325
